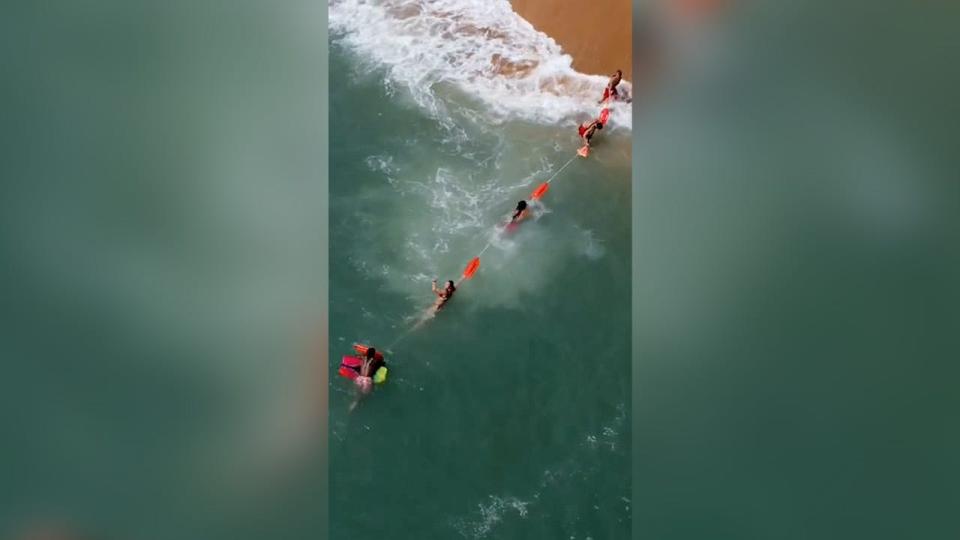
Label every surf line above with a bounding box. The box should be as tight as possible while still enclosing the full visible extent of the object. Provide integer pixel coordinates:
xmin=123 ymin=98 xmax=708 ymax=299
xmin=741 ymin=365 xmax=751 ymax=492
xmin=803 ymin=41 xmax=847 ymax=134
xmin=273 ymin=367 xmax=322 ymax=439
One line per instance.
xmin=384 ymin=165 xmax=559 ymax=349
xmin=451 ymin=107 xmax=605 ymax=287
xmin=385 ymin=147 xmax=585 ymax=351
xmin=383 ymin=103 xmax=615 ymax=351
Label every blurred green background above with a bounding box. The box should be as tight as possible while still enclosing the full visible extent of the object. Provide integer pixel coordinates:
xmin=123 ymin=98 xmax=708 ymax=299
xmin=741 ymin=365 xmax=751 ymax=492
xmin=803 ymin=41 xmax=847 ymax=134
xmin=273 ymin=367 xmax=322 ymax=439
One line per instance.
xmin=1 ymin=2 xmax=328 ymax=539
xmin=634 ymin=1 xmax=959 ymax=538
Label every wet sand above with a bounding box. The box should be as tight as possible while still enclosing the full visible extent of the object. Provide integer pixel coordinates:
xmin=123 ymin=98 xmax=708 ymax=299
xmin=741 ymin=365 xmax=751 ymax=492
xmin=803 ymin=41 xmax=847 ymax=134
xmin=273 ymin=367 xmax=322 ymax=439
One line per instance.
xmin=511 ymin=0 xmax=632 ymax=80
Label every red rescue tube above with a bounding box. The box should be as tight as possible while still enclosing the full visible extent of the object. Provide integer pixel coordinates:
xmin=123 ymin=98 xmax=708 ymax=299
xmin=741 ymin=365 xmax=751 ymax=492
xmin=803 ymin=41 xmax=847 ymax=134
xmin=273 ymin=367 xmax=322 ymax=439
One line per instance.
xmin=352 ymin=344 xmax=383 ymax=360
xmin=462 ymin=257 xmax=480 ymax=279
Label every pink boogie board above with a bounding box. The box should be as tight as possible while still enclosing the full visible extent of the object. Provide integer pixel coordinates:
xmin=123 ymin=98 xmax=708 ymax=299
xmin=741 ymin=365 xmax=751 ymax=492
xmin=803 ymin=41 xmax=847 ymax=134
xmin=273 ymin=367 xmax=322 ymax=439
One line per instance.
xmin=339 ymin=355 xmax=362 ymax=379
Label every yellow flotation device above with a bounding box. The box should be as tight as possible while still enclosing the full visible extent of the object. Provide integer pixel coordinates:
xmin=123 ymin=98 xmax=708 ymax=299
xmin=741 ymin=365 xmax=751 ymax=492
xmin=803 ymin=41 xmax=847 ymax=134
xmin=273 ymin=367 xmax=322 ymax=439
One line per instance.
xmin=374 ymin=366 xmax=388 ymax=384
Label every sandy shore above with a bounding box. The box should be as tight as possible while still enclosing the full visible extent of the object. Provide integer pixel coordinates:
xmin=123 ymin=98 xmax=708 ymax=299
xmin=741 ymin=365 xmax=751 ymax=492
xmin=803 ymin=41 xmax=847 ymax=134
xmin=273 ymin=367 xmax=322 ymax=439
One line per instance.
xmin=511 ymin=0 xmax=632 ymax=81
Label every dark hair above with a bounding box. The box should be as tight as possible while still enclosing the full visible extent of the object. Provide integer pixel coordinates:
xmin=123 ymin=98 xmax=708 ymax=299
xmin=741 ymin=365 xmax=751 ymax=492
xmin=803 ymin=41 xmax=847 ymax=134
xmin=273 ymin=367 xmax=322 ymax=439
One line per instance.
xmin=615 ymin=69 xmax=622 ymax=76
xmin=446 ymin=280 xmax=455 ymax=289
xmin=366 ymin=347 xmax=377 ymax=359
xmin=517 ymin=200 xmax=527 ymax=210
xmin=596 ymin=122 xmax=604 ymax=130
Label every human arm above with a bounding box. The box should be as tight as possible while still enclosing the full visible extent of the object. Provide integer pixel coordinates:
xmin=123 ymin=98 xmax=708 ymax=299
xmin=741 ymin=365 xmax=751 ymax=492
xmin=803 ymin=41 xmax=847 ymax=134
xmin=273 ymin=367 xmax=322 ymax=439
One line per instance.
xmin=359 ymin=357 xmax=373 ymax=377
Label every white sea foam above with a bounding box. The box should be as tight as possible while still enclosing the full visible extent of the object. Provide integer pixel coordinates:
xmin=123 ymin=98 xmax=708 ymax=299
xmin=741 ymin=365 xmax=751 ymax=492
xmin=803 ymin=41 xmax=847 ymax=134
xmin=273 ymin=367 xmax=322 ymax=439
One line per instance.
xmin=577 ymin=227 xmax=607 ymax=260
xmin=448 ymin=404 xmax=629 ymax=537
xmin=330 ymin=0 xmax=632 ymax=129
xmin=453 ymin=495 xmax=532 ymax=539
xmin=364 ymin=154 xmax=399 ymax=185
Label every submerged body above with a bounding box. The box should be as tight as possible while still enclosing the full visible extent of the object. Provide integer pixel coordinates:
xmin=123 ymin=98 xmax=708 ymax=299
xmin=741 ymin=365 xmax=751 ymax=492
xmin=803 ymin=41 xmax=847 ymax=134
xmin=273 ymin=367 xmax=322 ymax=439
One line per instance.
xmin=511 ymin=200 xmax=529 ymax=223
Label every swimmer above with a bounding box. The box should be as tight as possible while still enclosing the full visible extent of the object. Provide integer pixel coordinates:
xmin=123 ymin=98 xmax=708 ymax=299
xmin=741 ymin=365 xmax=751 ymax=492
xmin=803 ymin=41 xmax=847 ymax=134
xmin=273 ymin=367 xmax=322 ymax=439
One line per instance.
xmin=361 ymin=347 xmax=385 ymax=382
xmin=432 ymin=279 xmax=456 ymax=311
xmin=511 ymin=200 xmax=528 ymax=222
xmin=349 ymin=347 xmax=384 ymax=411
xmin=578 ymin=119 xmax=604 ymax=147
xmin=599 ymin=69 xmax=631 ymax=103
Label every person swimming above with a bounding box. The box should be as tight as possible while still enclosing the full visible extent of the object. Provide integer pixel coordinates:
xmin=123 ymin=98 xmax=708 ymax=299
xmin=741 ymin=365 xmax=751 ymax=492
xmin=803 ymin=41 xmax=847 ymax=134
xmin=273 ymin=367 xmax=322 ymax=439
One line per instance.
xmin=432 ymin=279 xmax=456 ymax=311
xmin=511 ymin=200 xmax=528 ymax=222
xmin=348 ymin=346 xmax=386 ymax=411
xmin=600 ymin=69 xmax=622 ymax=103
xmin=578 ymin=119 xmax=604 ymax=147
xmin=363 ymin=347 xmax=386 ymax=378
xmin=354 ymin=347 xmax=383 ymax=394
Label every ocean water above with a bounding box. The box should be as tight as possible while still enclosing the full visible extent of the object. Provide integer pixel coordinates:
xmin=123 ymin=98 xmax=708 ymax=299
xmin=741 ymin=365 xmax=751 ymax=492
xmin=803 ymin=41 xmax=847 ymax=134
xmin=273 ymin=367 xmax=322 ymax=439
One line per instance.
xmin=328 ymin=1 xmax=632 ymax=538
xmin=633 ymin=2 xmax=960 ymax=539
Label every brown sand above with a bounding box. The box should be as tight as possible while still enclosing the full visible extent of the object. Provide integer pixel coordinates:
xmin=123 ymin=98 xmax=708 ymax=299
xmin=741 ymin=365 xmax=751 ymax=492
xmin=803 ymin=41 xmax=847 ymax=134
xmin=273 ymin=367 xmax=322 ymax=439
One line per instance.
xmin=510 ymin=0 xmax=632 ymax=81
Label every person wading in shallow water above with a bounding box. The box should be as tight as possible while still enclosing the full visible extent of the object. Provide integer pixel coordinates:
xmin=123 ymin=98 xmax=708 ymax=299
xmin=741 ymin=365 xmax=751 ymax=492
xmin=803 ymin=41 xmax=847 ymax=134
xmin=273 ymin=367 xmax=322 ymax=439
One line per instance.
xmin=599 ymin=69 xmax=631 ymax=103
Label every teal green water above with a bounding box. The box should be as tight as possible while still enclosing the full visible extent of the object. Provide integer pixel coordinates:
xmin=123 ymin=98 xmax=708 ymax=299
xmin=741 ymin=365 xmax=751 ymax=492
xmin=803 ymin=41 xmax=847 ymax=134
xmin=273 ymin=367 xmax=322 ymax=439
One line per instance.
xmin=329 ymin=47 xmax=632 ymax=539
xmin=633 ymin=2 xmax=960 ymax=538
xmin=2 ymin=4 xmax=329 ymax=538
